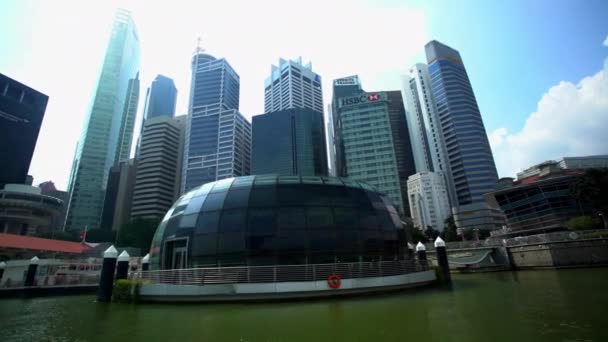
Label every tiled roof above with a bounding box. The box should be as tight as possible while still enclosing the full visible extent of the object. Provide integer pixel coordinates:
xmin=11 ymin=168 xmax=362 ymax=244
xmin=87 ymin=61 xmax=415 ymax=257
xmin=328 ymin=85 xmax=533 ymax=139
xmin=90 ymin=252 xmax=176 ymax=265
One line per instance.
xmin=0 ymin=233 xmax=90 ymax=254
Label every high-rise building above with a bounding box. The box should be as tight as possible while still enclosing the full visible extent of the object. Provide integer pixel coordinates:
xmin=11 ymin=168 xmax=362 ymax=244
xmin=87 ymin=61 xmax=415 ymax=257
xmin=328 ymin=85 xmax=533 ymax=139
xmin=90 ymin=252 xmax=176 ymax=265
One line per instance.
xmin=425 ymin=40 xmax=499 ymax=230
xmin=65 ymin=9 xmax=140 ymax=231
xmin=100 ymin=159 xmax=136 ymax=232
xmin=0 ymin=73 xmax=48 ymax=188
xmin=263 ymin=57 xmax=323 ymax=114
xmin=407 ymin=171 xmax=451 ymax=232
xmin=330 ymin=75 xmax=362 ymax=178
xmin=182 ymin=52 xmax=251 ymax=192
xmin=142 ymin=75 xmax=177 ymax=120
xmin=252 ymin=108 xmax=327 ymax=176
xmin=131 ymin=115 xmax=186 ymax=219
xmin=333 ymin=84 xmax=416 ymax=215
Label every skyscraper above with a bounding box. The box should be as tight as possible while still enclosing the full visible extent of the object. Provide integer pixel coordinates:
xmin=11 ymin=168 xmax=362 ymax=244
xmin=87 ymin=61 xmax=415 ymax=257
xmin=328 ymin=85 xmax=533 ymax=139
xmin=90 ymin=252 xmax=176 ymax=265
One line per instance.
xmin=425 ymin=40 xmax=500 ymax=230
xmin=263 ymin=57 xmax=323 ymax=114
xmin=142 ymin=75 xmax=177 ymax=120
xmin=333 ymin=82 xmax=416 ymax=216
xmin=182 ymin=52 xmax=251 ymax=192
xmin=131 ymin=115 xmax=186 ymax=219
xmin=407 ymin=171 xmax=451 ymax=232
xmin=252 ymin=108 xmax=327 ymax=176
xmin=65 ymin=9 xmax=140 ymax=231
xmin=0 ymin=73 xmax=48 ymax=188
xmin=100 ymin=159 xmax=136 ymax=232
xmin=330 ymin=75 xmax=362 ymax=178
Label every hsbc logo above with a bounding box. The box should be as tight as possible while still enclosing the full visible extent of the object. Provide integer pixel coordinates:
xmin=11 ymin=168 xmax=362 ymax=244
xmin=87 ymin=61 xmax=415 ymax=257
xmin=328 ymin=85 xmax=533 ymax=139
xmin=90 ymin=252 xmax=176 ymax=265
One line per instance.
xmin=339 ymin=93 xmax=383 ymax=107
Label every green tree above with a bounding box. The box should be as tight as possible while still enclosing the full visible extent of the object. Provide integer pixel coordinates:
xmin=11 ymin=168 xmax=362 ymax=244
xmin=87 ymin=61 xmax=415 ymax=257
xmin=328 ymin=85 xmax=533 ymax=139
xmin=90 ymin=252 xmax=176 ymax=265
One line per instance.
xmin=85 ymin=228 xmax=116 ymax=243
xmin=117 ymin=218 xmax=161 ymax=251
xmin=565 ymin=216 xmax=600 ymax=230
xmin=424 ymin=226 xmax=440 ymax=240
xmin=442 ymin=216 xmax=459 ymax=242
xmin=570 ymin=168 xmax=608 ymax=214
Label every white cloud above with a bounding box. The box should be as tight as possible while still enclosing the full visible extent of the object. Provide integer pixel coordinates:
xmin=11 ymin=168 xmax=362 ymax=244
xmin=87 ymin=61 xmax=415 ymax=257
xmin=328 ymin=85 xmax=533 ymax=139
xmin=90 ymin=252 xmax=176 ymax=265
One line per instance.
xmin=489 ymin=58 xmax=608 ymax=178
xmin=604 ymin=34 xmax=608 ymax=47
xmin=3 ymin=0 xmax=428 ymax=189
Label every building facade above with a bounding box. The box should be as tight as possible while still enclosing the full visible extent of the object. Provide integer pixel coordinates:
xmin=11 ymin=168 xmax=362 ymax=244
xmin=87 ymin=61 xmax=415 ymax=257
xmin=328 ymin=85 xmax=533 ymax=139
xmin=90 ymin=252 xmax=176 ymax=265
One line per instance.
xmin=252 ymin=108 xmax=327 ymax=176
xmin=65 ymin=9 xmax=140 ymax=231
xmin=0 ymin=74 xmax=48 ymax=188
xmin=0 ymin=184 xmax=63 ymax=236
xmin=142 ymin=74 xmax=177 ymax=120
xmin=425 ymin=40 xmax=500 ymax=230
xmin=517 ymin=155 xmax=608 ymax=180
xmin=334 ymin=88 xmax=416 ymax=215
xmin=263 ymin=57 xmax=323 ymax=114
xmin=131 ymin=115 xmax=186 ymax=219
xmin=330 ymin=75 xmax=363 ymax=178
xmin=407 ymin=172 xmax=451 ymax=232
xmin=100 ymin=159 xmax=136 ymax=232
xmin=182 ymin=52 xmax=251 ymax=192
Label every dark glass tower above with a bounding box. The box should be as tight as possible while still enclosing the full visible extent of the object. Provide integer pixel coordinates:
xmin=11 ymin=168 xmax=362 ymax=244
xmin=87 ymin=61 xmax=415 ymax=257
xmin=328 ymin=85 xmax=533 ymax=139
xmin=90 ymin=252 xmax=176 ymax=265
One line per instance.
xmin=425 ymin=40 xmax=498 ymax=206
xmin=252 ymin=108 xmax=327 ymax=176
xmin=0 ymin=73 xmax=48 ymax=188
xmin=142 ymin=75 xmax=177 ymax=120
xmin=182 ymin=52 xmax=250 ymax=192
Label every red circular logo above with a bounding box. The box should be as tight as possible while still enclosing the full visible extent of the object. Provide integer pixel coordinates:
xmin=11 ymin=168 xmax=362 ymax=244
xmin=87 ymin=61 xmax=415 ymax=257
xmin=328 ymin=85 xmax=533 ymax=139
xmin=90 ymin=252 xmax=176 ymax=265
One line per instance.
xmin=367 ymin=94 xmax=380 ymax=101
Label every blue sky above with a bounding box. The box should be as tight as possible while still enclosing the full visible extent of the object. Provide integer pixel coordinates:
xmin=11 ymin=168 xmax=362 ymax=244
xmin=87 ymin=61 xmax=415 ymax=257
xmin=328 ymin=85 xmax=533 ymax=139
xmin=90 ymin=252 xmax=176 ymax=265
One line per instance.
xmin=0 ymin=0 xmax=606 ymax=188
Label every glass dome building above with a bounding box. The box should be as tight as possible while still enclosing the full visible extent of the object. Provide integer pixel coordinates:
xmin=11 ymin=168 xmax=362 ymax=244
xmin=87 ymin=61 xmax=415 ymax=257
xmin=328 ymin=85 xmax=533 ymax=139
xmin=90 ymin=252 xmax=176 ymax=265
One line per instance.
xmin=149 ymin=175 xmax=407 ymax=270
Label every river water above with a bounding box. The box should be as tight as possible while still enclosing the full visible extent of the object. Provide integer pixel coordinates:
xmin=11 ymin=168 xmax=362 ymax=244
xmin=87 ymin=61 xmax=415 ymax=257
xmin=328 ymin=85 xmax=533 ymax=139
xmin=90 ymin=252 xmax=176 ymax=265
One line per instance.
xmin=1 ymin=268 xmax=607 ymax=342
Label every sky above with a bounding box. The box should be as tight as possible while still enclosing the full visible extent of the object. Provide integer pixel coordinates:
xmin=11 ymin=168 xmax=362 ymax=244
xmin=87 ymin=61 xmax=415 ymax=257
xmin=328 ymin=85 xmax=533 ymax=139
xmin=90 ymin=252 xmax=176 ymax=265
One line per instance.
xmin=0 ymin=0 xmax=606 ymax=189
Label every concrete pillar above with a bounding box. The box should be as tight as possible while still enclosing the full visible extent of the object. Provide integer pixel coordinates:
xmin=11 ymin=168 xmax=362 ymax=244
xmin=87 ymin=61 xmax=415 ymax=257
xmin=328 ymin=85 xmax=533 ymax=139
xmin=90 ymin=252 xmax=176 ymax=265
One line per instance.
xmin=0 ymin=261 xmax=6 ymax=282
xmin=407 ymin=242 xmax=415 ymax=260
xmin=24 ymin=256 xmax=39 ymax=287
xmin=97 ymin=245 xmax=118 ymax=302
xmin=141 ymin=253 xmax=150 ymax=271
xmin=416 ymin=242 xmax=427 ymax=268
xmin=115 ymin=250 xmax=130 ymax=281
xmin=434 ymin=236 xmax=451 ymax=283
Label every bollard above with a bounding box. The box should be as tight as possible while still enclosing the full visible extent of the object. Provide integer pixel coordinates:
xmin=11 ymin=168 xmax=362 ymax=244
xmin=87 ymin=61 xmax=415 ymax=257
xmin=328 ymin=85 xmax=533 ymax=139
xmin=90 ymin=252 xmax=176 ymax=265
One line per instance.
xmin=416 ymin=242 xmax=427 ymax=268
xmin=434 ymin=236 xmax=451 ymax=283
xmin=407 ymin=242 xmax=415 ymax=260
xmin=97 ymin=245 xmax=118 ymax=302
xmin=115 ymin=250 xmax=130 ymax=281
xmin=0 ymin=261 xmax=6 ymax=283
xmin=24 ymin=256 xmax=39 ymax=287
xmin=141 ymin=253 xmax=150 ymax=271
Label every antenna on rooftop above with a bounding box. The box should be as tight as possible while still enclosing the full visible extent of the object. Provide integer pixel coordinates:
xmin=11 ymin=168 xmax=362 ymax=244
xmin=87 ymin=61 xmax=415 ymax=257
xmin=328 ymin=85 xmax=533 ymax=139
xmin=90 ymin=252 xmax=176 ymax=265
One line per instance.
xmin=194 ymin=36 xmax=205 ymax=54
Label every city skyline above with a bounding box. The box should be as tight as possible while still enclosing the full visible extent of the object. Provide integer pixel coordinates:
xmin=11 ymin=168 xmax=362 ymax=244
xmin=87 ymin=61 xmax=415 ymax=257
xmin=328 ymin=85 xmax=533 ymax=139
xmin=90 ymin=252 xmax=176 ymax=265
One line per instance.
xmin=0 ymin=0 xmax=606 ymax=189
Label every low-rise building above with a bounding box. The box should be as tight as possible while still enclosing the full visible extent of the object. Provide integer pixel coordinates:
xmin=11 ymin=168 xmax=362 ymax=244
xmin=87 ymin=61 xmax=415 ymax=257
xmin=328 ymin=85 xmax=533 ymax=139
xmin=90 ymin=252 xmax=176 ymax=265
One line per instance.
xmin=0 ymin=184 xmax=64 ymax=235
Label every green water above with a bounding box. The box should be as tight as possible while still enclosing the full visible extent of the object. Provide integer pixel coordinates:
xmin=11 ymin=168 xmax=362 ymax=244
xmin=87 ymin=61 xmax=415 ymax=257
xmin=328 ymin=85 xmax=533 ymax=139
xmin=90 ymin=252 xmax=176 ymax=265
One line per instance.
xmin=1 ymin=268 xmax=608 ymax=342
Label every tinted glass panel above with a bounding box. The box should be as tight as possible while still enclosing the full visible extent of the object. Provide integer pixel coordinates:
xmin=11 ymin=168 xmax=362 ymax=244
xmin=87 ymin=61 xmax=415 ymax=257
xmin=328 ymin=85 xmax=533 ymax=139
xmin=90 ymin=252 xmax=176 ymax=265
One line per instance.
xmin=277 ymin=207 xmax=306 ymax=231
xmin=191 ymin=233 xmax=218 ymax=257
xmin=223 ymin=188 xmax=251 ymax=209
xmin=219 ymin=209 xmax=247 ymax=232
xmin=333 ymin=208 xmax=357 ymax=229
xmin=232 ymin=175 xmax=255 ymax=188
xmin=306 ymin=207 xmax=333 ymax=230
xmin=210 ymin=178 xmax=233 ymax=192
xmin=249 ymin=186 xmax=276 ymax=207
xmin=183 ymin=194 xmax=207 ymax=215
xmin=195 ymin=211 xmax=221 ymax=234
xmin=248 ymin=208 xmax=276 ymax=235
xmin=201 ymin=191 xmax=227 ymax=212
xmin=179 ymin=213 xmax=198 ymax=228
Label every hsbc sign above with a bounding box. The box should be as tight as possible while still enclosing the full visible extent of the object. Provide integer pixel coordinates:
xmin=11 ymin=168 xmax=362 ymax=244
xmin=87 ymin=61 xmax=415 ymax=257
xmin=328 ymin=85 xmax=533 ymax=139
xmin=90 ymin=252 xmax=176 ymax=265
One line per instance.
xmin=339 ymin=93 xmax=384 ymax=107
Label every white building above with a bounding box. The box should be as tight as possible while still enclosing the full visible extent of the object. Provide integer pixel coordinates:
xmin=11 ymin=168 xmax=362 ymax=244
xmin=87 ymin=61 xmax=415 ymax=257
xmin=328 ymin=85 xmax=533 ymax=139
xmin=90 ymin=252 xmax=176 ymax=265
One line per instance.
xmin=264 ymin=57 xmax=323 ymax=114
xmin=407 ymin=171 xmax=451 ymax=232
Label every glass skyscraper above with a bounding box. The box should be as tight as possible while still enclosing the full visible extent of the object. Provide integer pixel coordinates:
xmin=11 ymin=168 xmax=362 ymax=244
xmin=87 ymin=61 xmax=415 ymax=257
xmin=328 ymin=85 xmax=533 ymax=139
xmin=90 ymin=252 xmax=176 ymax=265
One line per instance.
xmin=0 ymin=73 xmax=48 ymax=188
xmin=142 ymin=74 xmax=177 ymax=120
xmin=182 ymin=52 xmax=251 ymax=193
xmin=425 ymin=40 xmax=501 ymax=230
xmin=252 ymin=108 xmax=327 ymax=176
xmin=65 ymin=9 xmax=140 ymax=231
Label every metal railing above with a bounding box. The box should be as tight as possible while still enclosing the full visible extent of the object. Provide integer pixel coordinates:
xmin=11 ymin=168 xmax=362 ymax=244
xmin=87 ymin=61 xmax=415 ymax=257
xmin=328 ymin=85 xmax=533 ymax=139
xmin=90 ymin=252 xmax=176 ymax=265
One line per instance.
xmin=133 ymin=260 xmax=429 ymax=285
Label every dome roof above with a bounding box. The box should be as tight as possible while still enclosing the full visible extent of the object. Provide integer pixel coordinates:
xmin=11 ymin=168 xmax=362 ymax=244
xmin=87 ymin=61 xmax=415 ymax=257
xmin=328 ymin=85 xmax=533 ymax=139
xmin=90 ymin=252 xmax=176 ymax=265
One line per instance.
xmin=149 ymin=175 xmax=406 ymax=270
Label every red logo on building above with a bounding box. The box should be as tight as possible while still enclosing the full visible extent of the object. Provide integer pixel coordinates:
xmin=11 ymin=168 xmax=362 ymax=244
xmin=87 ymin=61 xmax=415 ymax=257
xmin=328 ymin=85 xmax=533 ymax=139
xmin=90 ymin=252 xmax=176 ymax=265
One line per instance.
xmin=367 ymin=94 xmax=380 ymax=101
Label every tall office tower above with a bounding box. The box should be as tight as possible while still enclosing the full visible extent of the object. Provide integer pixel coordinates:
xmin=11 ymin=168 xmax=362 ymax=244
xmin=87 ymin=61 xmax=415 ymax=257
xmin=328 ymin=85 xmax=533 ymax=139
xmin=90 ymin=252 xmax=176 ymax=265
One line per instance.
xmin=263 ymin=57 xmax=323 ymax=113
xmin=334 ymin=84 xmax=416 ymax=215
xmin=326 ymin=104 xmax=336 ymax=176
xmin=0 ymin=73 xmax=48 ymax=188
xmin=252 ymin=108 xmax=327 ymax=176
xmin=131 ymin=115 xmax=186 ymax=219
xmin=425 ymin=40 xmax=500 ymax=230
xmin=100 ymin=159 xmax=136 ymax=232
xmin=407 ymin=171 xmax=451 ymax=232
xmin=142 ymin=75 xmax=177 ymax=120
xmin=330 ymin=75 xmax=362 ymax=177
xmin=65 ymin=9 xmax=140 ymax=231
xmin=182 ymin=52 xmax=251 ymax=192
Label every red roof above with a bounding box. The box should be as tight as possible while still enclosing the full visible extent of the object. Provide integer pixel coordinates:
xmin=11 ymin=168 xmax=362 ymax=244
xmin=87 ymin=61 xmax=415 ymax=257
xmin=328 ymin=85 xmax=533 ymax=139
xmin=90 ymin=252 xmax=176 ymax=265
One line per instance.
xmin=0 ymin=233 xmax=91 ymax=254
